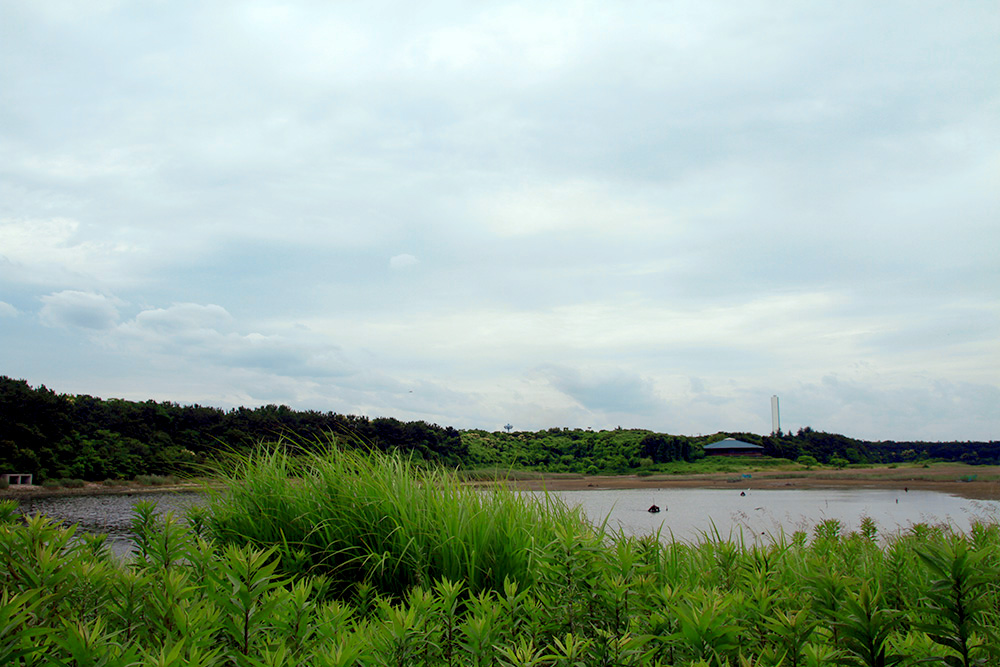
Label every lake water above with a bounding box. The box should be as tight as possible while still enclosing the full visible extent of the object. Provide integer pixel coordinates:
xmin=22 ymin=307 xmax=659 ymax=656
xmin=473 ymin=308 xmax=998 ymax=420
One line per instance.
xmin=539 ymin=487 xmax=1000 ymax=542
xmin=11 ymin=487 xmax=1000 ymax=555
xmin=14 ymin=491 xmax=204 ymax=556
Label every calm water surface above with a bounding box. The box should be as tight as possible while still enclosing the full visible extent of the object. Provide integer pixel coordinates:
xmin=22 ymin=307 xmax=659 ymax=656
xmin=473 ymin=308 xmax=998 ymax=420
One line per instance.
xmin=13 ymin=488 xmax=1000 ymax=554
xmin=15 ymin=491 xmax=205 ymax=555
xmin=540 ymin=487 xmax=1000 ymax=541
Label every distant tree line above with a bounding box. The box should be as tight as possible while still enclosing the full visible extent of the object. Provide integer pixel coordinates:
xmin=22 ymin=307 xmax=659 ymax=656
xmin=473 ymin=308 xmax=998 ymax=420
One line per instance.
xmin=1 ymin=377 xmax=996 ymax=481
xmin=759 ymin=426 xmax=999 ymax=466
xmin=462 ymin=427 xmax=696 ymax=474
xmin=455 ymin=426 xmax=998 ymax=473
xmin=0 ymin=377 xmax=464 ymax=481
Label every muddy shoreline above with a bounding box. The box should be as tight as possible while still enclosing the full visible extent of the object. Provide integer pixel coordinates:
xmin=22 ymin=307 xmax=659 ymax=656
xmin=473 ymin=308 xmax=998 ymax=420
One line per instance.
xmin=0 ymin=481 xmax=214 ymax=501
xmin=4 ymin=465 xmax=998 ymax=502
xmin=510 ymin=465 xmax=1000 ymax=501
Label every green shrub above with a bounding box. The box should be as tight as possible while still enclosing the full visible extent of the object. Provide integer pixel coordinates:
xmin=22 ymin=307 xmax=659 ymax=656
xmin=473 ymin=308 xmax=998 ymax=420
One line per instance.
xmin=102 ymin=478 xmax=129 ymax=487
xmin=797 ymin=455 xmax=819 ymax=469
xmin=41 ymin=478 xmax=61 ymax=489
xmin=59 ymin=478 xmax=85 ymax=488
xmin=0 ymin=478 xmax=8 ymax=490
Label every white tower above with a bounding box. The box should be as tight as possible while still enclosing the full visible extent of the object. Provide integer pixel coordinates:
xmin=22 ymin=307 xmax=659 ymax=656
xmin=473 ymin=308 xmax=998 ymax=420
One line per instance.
xmin=771 ymin=395 xmax=780 ymax=435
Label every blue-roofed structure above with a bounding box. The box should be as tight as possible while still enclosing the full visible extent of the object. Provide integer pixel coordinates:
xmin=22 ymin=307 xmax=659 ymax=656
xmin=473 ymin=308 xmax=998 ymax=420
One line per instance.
xmin=703 ymin=438 xmax=764 ymax=457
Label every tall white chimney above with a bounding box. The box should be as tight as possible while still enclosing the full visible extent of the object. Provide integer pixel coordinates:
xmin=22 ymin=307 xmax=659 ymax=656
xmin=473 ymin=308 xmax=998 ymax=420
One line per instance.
xmin=771 ymin=395 xmax=780 ymax=434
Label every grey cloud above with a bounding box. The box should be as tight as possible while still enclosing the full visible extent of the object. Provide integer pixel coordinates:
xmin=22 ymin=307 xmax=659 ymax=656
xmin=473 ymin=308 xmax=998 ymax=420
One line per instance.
xmin=788 ymin=376 xmax=1000 ymax=442
xmin=39 ymin=291 xmax=121 ymax=330
xmin=536 ymin=365 xmax=664 ymax=415
xmin=114 ymin=303 xmax=353 ymax=379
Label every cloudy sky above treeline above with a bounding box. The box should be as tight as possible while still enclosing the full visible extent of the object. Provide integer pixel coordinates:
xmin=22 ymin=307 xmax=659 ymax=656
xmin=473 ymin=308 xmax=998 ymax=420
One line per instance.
xmin=2 ymin=1 xmax=998 ymax=441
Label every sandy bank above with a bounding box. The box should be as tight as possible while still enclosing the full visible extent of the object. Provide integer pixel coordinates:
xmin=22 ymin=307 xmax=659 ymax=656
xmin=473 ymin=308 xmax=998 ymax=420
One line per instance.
xmin=508 ymin=465 xmax=1000 ymax=501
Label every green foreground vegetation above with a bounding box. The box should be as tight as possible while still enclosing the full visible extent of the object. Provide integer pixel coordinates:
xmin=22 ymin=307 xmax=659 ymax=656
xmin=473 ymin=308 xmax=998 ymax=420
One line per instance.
xmin=3 ymin=444 xmax=999 ymax=666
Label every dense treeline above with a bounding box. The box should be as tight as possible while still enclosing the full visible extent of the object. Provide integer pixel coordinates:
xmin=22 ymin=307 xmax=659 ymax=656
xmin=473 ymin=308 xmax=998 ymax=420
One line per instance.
xmin=0 ymin=377 xmax=464 ymax=481
xmin=463 ymin=428 xmax=700 ymax=473
xmin=1 ymin=376 xmax=996 ymax=480
xmin=760 ymin=426 xmax=1000 ymax=466
xmin=465 ymin=426 xmax=999 ymax=473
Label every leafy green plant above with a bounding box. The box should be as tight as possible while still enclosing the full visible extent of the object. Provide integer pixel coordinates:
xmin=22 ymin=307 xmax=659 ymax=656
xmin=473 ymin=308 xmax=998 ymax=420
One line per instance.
xmin=0 ymin=500 xmax=18 ymax=524
xmin=834 ymin=583 xmax=904 ymax=667
xmin=765 ymin=607 xmax=816 ymax=667
xmin=915 ymin=537 xmax=998 ymax=666
xmin=671 ymin=591 xmax=741 ymax=665
xmin=215 ymin=544 xmax=286 ymax=660
xmin=0 ymin=590 xmax=50 ymax=664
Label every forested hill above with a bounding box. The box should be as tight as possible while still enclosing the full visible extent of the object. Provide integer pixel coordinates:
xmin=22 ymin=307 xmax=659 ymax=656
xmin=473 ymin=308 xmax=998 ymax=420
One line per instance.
xmin=0 ymin=376 xmax=464 ymax=481
xmin=462 ymin=427 xmax=999 ymax=473
xmin=1 ymin=376 xmax=997 ymax=481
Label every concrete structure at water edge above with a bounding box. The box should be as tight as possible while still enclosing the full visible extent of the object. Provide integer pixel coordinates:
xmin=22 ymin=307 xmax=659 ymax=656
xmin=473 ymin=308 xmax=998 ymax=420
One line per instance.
xmin=1 ymin=473 xmax=34 ymax=485
xmin=703 ymin=439 xmax=764 ymax=457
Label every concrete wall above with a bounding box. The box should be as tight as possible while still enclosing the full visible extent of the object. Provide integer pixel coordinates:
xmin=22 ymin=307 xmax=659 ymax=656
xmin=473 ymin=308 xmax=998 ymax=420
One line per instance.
xmin=1 ymin=473 xmax=34 ymax=485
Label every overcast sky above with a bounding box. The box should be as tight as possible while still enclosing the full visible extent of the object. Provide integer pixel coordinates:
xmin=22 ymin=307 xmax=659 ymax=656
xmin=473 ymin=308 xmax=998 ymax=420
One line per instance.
xmin=2 ymin=1 xmax=998 ymax=441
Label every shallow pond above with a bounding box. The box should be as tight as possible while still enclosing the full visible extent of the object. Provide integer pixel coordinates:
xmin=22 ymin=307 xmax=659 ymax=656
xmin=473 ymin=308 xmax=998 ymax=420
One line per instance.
xmin=12 ymin=487 xmax=1000 ymax=555
xmin=14 ymin=491 xmax=205 ymax=556
xmin=540 ymin=487 xmax=1000 ymax=542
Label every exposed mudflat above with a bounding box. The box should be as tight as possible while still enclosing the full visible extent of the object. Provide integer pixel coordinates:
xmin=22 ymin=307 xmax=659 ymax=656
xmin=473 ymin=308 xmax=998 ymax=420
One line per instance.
xmin=508 ymin=464 xmax=1000 ymax=501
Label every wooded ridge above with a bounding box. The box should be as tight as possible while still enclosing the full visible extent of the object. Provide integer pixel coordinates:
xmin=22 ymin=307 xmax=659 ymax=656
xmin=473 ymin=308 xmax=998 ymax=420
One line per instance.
xmin=1 ymin=376 xmax=996 ymax=481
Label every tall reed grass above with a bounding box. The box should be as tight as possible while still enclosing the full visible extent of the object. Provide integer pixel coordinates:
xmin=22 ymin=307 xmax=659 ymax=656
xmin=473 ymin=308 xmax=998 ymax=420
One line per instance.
xmin=3 ymin=443 xmax=998 ymax=666
xmin=206 ymin=442 xmax=601 ymax=599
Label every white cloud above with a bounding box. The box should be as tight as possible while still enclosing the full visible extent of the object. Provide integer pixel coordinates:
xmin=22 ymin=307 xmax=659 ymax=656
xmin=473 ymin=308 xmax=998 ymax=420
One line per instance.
xmin=0 ymin=301 xmax=17 ymax=317
xmin=130 ymin=303 xmax=234 ymax=336
xmin=39 ymin=291 xmax=121 ymax=330
xmin=389 ymin=253 xmax=419 ymax=270
xmin=0 ymin=217 xmax=142 ymax=287
xmin=474 ymin=180 xmax=669 ymax=238
xmin=112 ymin=303 xmax=353 ymax=378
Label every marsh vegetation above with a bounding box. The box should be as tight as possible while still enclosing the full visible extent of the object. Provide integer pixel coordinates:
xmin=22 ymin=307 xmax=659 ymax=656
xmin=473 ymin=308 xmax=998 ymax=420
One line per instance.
xmin=2 ymin=444 xmax=998 ymax=666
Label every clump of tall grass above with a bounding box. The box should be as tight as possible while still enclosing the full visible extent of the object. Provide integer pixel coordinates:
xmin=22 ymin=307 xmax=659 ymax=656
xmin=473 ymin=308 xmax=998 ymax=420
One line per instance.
xmin=134 ymin=474 xmax=178 ymax=486
xmin=207 ymin=441 xmax=601 ymax=600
